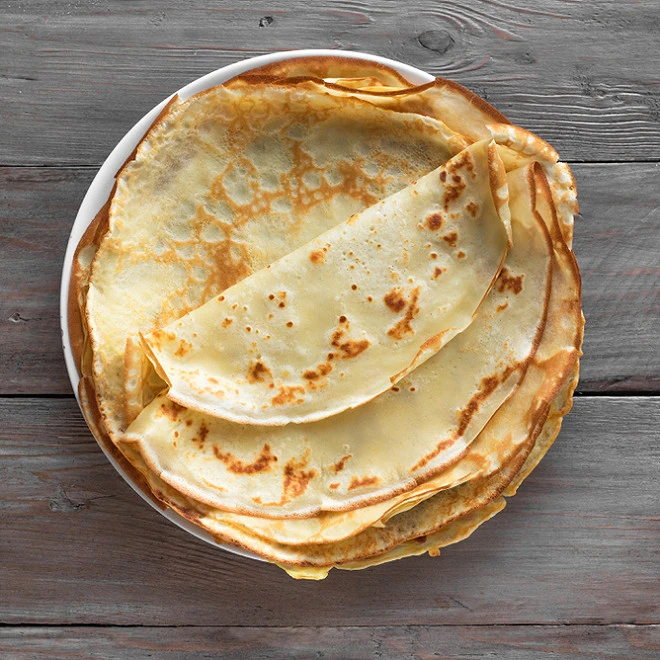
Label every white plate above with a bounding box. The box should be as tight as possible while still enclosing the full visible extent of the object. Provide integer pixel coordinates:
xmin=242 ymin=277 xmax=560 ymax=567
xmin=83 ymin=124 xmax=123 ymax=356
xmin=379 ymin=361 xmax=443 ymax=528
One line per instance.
xmin=59 ymin=49 xmax=434 ymax=559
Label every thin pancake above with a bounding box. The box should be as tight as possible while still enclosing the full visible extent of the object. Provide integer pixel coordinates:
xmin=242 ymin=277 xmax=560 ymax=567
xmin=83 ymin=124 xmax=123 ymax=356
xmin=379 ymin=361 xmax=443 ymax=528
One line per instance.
xmin=234 ymin=54 xmax=415 ymax=88
xmin=283 ymin=499 xmax=507 ymax=580
xmin=141 ymin=141 xmax=511 ymax=426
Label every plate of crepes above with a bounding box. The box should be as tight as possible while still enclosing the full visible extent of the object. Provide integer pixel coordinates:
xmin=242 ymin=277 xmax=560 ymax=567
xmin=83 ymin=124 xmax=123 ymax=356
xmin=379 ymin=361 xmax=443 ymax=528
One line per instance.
xmin=62 ymin=49 xmax=583 ymax=580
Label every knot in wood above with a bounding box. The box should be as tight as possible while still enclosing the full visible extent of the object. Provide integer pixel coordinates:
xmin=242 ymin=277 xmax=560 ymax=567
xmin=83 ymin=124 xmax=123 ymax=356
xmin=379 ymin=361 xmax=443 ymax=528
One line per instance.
xmin=418 ymin=30 xmax=454 ymax=54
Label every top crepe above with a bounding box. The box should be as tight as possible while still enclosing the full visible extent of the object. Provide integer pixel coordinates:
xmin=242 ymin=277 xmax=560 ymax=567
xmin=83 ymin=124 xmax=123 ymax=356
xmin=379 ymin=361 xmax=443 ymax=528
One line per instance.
xmin=141 ymin=140 xmax=511 ymax=425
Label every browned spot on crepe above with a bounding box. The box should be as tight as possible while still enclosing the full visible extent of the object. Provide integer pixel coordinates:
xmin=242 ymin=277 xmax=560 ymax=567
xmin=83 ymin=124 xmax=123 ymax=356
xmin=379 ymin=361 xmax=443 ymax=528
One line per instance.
xmin=271 ymin=385 xmax=306 ymax=406
xmin=387 ymin=287 xmax=421 ymax=340
xmin=213 ymin=443 xmax=278 ymax=474
xmin=248 ymin=360 xmax=272 ymax=383
xmin=348 ymin=475 xmax=380 ymax=490
xmin=496 ymin=267 xmax=524 ymax=294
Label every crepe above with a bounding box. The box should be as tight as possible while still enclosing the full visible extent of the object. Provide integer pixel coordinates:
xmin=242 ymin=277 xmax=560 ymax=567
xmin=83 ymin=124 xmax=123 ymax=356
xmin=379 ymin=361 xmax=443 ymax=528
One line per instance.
xmin=72 ymin=55 xmax=582 ymax=579
xmin=120 ymin=161 xmax=548 ymax=525
xmin=244 ymin=55 xmax=416 ymax=89
xmin=141 ymin=140 xmax=511 ymax=425
xmin=229 ymin=58 xmax=510 ymax=144
xmin=233 ymin=59 xmax=577 ymax=243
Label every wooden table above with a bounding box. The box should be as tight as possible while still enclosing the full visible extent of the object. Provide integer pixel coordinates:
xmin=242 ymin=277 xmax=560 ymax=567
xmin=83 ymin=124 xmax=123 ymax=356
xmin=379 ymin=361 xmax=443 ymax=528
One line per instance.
xmin=2 ymin=1 xmax=658 ymax=657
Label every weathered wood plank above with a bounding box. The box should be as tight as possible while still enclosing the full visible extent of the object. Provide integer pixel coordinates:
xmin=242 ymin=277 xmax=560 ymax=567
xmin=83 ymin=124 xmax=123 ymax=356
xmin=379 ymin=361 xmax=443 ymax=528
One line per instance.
xmin=1 ymin=0 xmax=659 ymax=165
xmin=1 ymin=163 xmax=658 ymax=394
xmin=0 ymin=168 xmax=95 ymax=394
xmin=0 ymin=625 xmax=658 ymax=659
xmin=572 ymin=163 xmax=660 ymax=392
xmin=1 ymin=397 xmax=657 ymax=626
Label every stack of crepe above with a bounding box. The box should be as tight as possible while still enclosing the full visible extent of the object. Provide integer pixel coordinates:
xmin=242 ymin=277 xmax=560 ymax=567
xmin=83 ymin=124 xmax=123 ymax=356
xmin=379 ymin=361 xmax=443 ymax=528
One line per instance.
xmin=69 ymin=56 xmax=583 ymax=579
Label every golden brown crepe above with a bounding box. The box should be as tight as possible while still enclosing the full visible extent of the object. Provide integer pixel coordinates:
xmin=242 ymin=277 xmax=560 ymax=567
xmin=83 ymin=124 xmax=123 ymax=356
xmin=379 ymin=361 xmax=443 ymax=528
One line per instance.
xmin=140 ymin=141 xmax=512 ymax=426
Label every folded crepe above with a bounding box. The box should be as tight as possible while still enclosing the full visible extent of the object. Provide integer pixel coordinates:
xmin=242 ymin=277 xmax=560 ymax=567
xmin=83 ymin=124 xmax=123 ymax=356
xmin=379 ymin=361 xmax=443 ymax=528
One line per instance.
xmin=140 ymin=140 xmax=512 ymax=425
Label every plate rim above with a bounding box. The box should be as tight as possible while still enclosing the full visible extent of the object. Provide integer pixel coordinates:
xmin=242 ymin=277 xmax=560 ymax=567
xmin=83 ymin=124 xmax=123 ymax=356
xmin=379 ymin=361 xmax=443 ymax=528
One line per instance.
xmin=58 ymin=48 xmax=434 ymax=559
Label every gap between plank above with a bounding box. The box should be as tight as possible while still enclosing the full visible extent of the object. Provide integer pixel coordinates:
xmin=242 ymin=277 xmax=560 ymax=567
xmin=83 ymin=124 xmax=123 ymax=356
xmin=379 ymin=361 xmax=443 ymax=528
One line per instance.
xmin=2 ymin=392 xmax=659 ymax=400
xmin=0 ymin=393 xmax=77 ymax=400
xmin=0 ymin=160 xmax=659 ymax=170
xmin=0 ymin=622 xmax=657 ymax=629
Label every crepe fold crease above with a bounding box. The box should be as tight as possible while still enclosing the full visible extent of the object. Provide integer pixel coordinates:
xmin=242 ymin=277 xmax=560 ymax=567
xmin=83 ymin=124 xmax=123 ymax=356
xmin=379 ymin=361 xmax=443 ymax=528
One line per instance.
xmin=71 ymin=55 xmax=583 ymax=579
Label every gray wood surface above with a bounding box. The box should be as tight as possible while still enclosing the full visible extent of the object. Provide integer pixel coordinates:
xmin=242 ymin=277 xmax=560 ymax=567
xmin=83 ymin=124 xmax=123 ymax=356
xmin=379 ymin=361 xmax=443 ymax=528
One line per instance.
xmin=2 ymin=0 xmax=660 ymax=165
xmin=1 ymin=625 xmax=659 ymax=659
xmin=2 ymin=162 xmax=659 ymax=394
xmin=2 ymin=0 xmax=659 ymax=655
xmin=2 ymin=397 xmax=658 ymax=626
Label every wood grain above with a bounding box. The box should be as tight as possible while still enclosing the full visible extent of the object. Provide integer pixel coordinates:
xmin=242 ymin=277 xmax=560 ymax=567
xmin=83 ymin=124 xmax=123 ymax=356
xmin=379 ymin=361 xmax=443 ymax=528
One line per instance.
xmin=0 ymin=167 xmax=95 ymax=394
xmin=1 ymin=397 xmax=657 ymax=626
xmin=1 ymin=625 xmax=658 ymax=659
xmin=572 ymin=162 xmax=660 ymax=392
xmin=2 ymin=163 xmax=658 ymax=395
xmin=1 ymin=0 xmax=660 ymax=166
